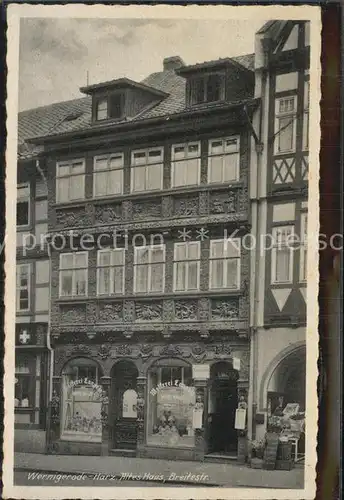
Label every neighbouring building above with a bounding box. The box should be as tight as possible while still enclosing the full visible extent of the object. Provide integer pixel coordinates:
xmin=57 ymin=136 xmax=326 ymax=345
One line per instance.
xmin=26 ymin=53 xmax=258 ymax=460
xmin=248 ymin=20 xmax=310 ymax=453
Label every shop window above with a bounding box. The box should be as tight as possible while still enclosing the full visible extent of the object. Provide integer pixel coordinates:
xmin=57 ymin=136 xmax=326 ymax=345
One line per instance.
xmin=271 ymin=226 xmax=295 ymax=284
xmin=209 ymin=238 xmax=241 ymax=290
xmin=16 ymin=264 xmax=31 ymax=312
xmin=134 ymin=244 xmax=165 ymax=293
xmin=17 ymin=183 xmax=30 ymax=227
xmin=59 ymin=252 xmax=88 ymax=297
xmin=97 ymin=248 xmax=125 ymax=295
xmin=131 ymin=148 xmax=164 ymax=192
xmin=274 ymin=96 xmax=297 ymax=154
xmin=15 ymin=354 xmax=35 ymax=408
xmin=208 ymin=137 xmax=240 ymax=183
xmin=173 ymin=241 xmax=200 ymax=292
xmin=147 ymin=361 xmax=196 ymax=448
xmin=171 ymin=142 xmax=200 ymax=187
xmin=56 ymin=159 xmax=85 ymax=203
xmin=94 ymin=154 xmax=124 ymax=197
xmin=61 ymin=358 xmax=103 ymax=442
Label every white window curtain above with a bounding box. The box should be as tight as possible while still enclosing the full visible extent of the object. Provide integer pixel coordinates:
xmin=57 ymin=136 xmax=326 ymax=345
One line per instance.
xmin=131 ymin=148 xmax=163 ymax=192
xmin=171 ymin=143 xmax=200 ymax=187
xmin=274 ymin=96 xmax=297 ymax=154
xmin=173 ymin=241 xmax=200 ymax=292
xmin=209 ymin=239 xmax=241 ymax=289
xmin=134 ymin=245 xmax=165 ymax=293
xmin=59 ymin=252 xmax=88 ymax=297
xmin=97 ymin=248 xmax=125 ymax=295
xmin=208 ymin=137 xmax=240 ymax=183
xmin=56 ymin=160 xmax=85 ymax=203
xmin=16 ymin=264 xmax=30 ymax=311
xmin=271 ymin=226 xmax=294 ymax=284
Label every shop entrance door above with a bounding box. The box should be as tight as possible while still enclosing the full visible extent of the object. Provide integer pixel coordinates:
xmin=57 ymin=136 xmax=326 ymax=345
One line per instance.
xmin=111 ymin=361 xmax=138 ymax=451
xmin=208 ymin=363 xmax=239 ymax=454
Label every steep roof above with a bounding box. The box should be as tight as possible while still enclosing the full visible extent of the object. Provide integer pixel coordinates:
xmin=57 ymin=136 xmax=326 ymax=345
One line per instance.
xmin=18 ymin=53 xmax=255 ymax=160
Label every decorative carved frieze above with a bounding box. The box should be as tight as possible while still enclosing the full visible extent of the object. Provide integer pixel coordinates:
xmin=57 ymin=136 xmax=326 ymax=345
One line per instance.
xmin=210 ymin=343 xmax=232 ymax=356
xmin=56 ymin=208 xmax=92 ymax=228
xmin=60 ymin=304 xmax=86 ymax=323
xmin=97 ymin=344 xmax=111 ymax=360
xmin=139 ymin=344 xmax=154 ymax=358
xmin=211 ymin=299 xmax=239 ymax=319
xmin=135 ymin=301 xmax=163 ymax=321
xmin=173 ymin=196 xmax=199 ymax=217
xmin=132 ymin=201 xmax=161 ymax=220
xmin=98 ymin=302 xmax=122 ymax=322
xmin=174 ymin=300 xmax=198 ymax=321
xmin=115 ymin=344 xmax=133 ymax=356
xmin=160 ymin=344 xmax=182 ymax=357
xmin=210 ymin=191 xmax=237 ymax=214
xmin=95 ymin=204 xmax=122 ymax=224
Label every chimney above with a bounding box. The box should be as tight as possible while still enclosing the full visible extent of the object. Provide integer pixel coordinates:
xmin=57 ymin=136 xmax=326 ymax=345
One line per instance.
xmin=163 ymin=56 xmax=185 ymax=71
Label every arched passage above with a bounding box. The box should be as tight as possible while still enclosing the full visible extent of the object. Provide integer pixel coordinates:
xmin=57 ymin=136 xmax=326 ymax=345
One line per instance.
xmin=110 ymin=360 xmax=139 ymax=451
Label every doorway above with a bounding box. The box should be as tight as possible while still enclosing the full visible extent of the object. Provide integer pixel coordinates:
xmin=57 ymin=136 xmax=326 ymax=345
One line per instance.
xmin=110 ymin=361 xmax=138 ymax=450
xmin=208 ymin=362 xmax=238 ymax=455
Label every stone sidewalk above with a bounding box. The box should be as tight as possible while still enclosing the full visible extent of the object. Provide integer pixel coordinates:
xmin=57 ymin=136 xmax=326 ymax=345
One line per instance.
xmin=14 ymin=452 xmax=304 ymax=488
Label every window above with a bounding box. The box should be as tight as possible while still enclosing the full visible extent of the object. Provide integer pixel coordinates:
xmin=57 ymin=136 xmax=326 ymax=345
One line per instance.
xmin=303 ymin=81 xmax=309 ymax=151
xmin=131 ymin=148 xmax=163 ymax=192
xmin=16 ymin=264 xmax=30 ymax=312
xmin=97 ymin=249 xmax=125 ymax=295
xmin=17 ymin=183 xmax=30 ymax=226
xmin=15 ymin=354 xmax=35 ymax=408
xmin=209 ymin=239 xmax=241 ymax=290
xmin=96 ymin=99 xmax=108 ymax=121
xmin=94 ymin=154 xmax=124 ymax=197
xmin=56 ymin=159 xmax=85 ymax=203
xmin=173 ymin=241 xmax=200 ymax=292
xmin=274 ymin=96 xmax=297 ymax=154
xmin=147 ymin=360 xmax=196 ymax=448
xmin=59 ymin=252 xmax=88 ymax=297
xmin=208 ymin=137 xmax=240 ymax=183
xmin=61 ymin=358 xmax=102 ymax=442
xmin=134 ymin=245 xmax=165 ymax=293
xmin=271 ymin=226 xmax=294 ymax=284
xmin=171 ymin=142 xmax=200 ymax=188
xmin=190 ymin=73 xmax=224 ymax=105
xmin=299 ymin=213 xmax=308 ymax=282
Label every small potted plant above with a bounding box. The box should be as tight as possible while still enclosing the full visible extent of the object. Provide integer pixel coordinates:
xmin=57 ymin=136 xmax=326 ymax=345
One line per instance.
xmin=250 ymin=438 xmax=266 ymax=469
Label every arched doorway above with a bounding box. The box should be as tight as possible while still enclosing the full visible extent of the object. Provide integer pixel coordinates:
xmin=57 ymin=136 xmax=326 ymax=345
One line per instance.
xmin=110 ymin=360 xmax=138 ymax=451
xmin=208 ymin=361 xmax=239 ymax=455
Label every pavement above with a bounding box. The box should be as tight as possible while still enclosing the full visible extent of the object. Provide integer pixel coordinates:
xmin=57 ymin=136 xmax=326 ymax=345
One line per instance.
xmin=14 ymin=452 xmax=305 ymax=489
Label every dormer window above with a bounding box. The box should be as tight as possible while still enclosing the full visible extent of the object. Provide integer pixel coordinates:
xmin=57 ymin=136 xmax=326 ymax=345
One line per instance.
xmin=95 ymin=93 xmax=125 ymax=121
xmin=190 ymin=73 xmax=225 ymax=106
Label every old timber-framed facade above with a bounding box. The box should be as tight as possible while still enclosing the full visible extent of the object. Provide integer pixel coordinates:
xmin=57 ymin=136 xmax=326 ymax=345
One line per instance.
xmin=27 ymin=54 xmax=257 ymax=460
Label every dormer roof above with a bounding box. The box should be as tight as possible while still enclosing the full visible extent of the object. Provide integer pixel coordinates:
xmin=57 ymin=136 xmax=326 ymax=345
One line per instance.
xmin=80 ymin=77 xmax=168 ymax=98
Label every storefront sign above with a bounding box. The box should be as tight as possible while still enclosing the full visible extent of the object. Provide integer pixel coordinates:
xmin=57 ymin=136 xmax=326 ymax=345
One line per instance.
xmin=234 ymin=408 xmax=246 ymax=430
xmin=192 ymin=364 xmax=210 ymax=380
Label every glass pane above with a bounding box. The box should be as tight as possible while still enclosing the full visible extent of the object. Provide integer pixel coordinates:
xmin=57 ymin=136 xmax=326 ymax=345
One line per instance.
xmin=276 ymin=249 xmax=290 ymax=282
xmin=150 ymin=263 xmax=164 ymax=292
xmin=173 ymin=161 xmax=185 ymax=187
xmin=17 ymin=184 xmax=30 ymax=198
xmin=151 ymin=247 xmax=164 ymax=263
xmin=148 ymin=149 xmax=163 ymax=163
xmin=69 ymin=175 xmax=84 ymax=200
xmin=71 ymin=162 xmax=85 ymax=174
xmin=109 ymin=155 xmax=124 ymax=169
xmin=187 ymin=261 xmax=198 ymax=290
xmin=135 ymin=265 xmax=148 ymax=292
xmin=94 ymin=158 xmax=108 ymax=171
xmin=175 ymin=262 xmax=186 ymax=291
xmin=57 ymin=164 xmax=70 ymax=177
xmin=226 ymin=239 xmax=240 ymax=258
xmin=136 ymin=247 xmax=149 ymax=264
xmin=210 ymin=140 xmax=223 ymax=154
xmin=211 ymin=259 xmax=224 ymax=288
xmin=173 ymin=146 xmax=186 ymax=160
xmin=98 ymin=251 xmax=111 ymax=267
xmin=113 ymin=267 xmax=123 ymax=294
xmin=161 ymin=367 xmax=171 ymax=384
xmin=17 ymin=201 xmax=29 ymax=226
xmin=57 ymin=178 xmax=69 ymax=203
xmin=186 ymin=159 xmax=199 ymax=185
xmin=226 ymin=259 xmax=239 ymax=288
xmin=225 ymin=138 xmax=239 ymax=153
xmin=223 ymin=153 xmax=239 ymax=181
xmin=133 ymin=152 xmax=146 ymax=166
xmin=75 ymin=253 xmax=87 ymax=268
xmin=209 ymin=156 xmax=223 ymax=183
xmin=60 ymin=270 xmax=73 ymax=296
xmin=60 ymin=254 xmax=74 ymax=269
xmin=108 ymin=169 xmax=122 ymax=195
xmin=187 ymin=242 xmax=199 ymax=260
xmin=146 ymin=164 xmax=162 ymax=190
xmin=94 ymin=172 xmax=108 ymax=197
xmin=211 ymin=241 xmax=224 ymax=258
xmin=278 ymin=118 xmax=294 ymax=152
xmin=206 ymin=74 xmax=221 ymax=102
xmin=175 ymin=244 xmax=186 ymax=261
xmin=133 ymin=166 xmax=146 ymax=192
xmin=98 ymin=268 xmax=110 ymax=295
xmin=112 ymin=249 xmax=124 ymax=266
xmin=187 ymin=143 xmax=199 ymax=157
xmin=75 ymin=270 xmax=87 ymax=295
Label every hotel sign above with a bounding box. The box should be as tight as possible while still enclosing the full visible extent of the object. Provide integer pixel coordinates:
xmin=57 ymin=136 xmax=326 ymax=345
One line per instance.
xmin=192 ymin=364 xmax=210 ymax=380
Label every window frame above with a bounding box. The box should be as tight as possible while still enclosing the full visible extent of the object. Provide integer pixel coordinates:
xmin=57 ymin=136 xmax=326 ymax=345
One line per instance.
xmin=173 ymin=241 xmax=201 ymax=292
xmin=17 ymin=182 xmax=31 ymax=228
xmin=189 ymin=72 xmax=225 ymax=106
xmin=209 ymin=238 xmax=241 ymax=290
xmin=133 ymin=244 xmax=166 ymax=294
xmin=15 ymin=354 xmax=36 ymax=410
xmin=56 ymin=159 xmax=86 ymax=203
xmin=59 ymin=251 xmax=88 ymax=298
xmin=207 ymin=136 xmax=240 ymax=184
xmin=299 ymin=212 xmax=308 ymax=282
xmin=171 ymin=142 xmax=201 ymax=188
xmin=130 ymin=147 xmax=164 ymax=193
xmin=274 ymin=95 xmax=298 ymax=155
xmin=16 ymin=263 xmax=31 ymax=312
xmin=93 ymin=153 xmax=124 ymax=197
xmin=271 ymin=225 xmax=295 ymax=284
xmin=96 ymin=248 xmax=125 ymax=296
xmin=302 ymin=80 xmax=309 ymax=151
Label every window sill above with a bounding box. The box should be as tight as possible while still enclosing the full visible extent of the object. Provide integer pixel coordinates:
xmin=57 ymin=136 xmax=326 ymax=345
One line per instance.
xmin=273 ymin=150 xmax=296 ymax=157
xmin=54 ymin=200 xmax=86 ymax=210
